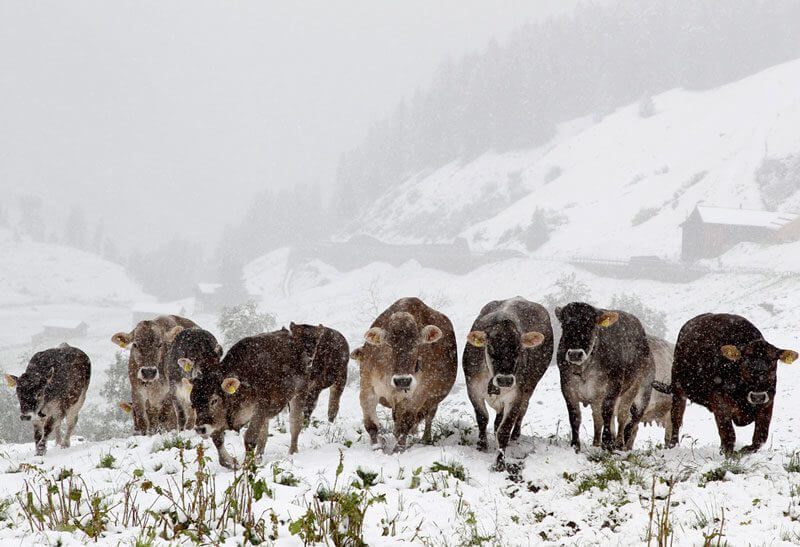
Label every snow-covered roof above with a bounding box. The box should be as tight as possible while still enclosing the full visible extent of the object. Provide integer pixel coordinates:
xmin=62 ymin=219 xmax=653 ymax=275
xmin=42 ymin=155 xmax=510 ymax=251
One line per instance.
xmin=197 ymin=283 xmax=222 ymax=295
xmin=694 ymin=205 xmax=799 ymax=230
xmin=42 ymin=319 xmax=87 ymax=330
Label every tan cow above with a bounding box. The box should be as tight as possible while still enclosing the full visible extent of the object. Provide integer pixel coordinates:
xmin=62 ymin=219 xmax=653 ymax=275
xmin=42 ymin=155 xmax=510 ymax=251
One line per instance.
xmin=111 ymin=315 xmax=197 ymax=435
xmin=352 ymin=297 xmax=457 ymax=450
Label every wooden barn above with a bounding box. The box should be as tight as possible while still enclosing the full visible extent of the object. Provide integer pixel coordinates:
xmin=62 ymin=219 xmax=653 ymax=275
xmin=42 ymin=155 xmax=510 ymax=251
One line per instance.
xmin=31 ymin=319 xmax=89 ymax=346
xmin=680 ymin=204 xmax=800 ymax=261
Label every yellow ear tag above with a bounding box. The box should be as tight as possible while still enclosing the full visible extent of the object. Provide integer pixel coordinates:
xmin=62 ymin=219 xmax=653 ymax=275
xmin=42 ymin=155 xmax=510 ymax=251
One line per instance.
xmin=5 ymin=375 xmax=16 ymax=388
xmin=119 ymin=402 xmax=133 ymax=414
xmin=781 ymin=350 xmax=798 ymax=364
xmin=179 ymin=358 xmax=193 ymax=373
xmin=598 ymin=317 xmax=613 ymax=328
xmin=222 ymin=378 xmax=240 ymax=395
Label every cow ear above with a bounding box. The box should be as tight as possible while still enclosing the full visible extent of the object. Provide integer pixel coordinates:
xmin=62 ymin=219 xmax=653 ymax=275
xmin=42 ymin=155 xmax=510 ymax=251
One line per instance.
xmin=119 ymin=401 xmax=133 ymax=414
xmin=420 ymin=325 xmax=443 ymax=344
xmin=521 ymin=331 xmax=546 ymax=348
xmin=4 ymin=374 xmax=18 ymax=389
xmin=214 ymin=344 xmax=223 ymax=357
xmin=364 ymin=327 xmax=386 ymax=346
xmin=165 ymin=326 xmax=184 ymax=343
xmin=112 ymin=332 xmax=132 ymax=349
xmin=350 ymin=347 xmax=365 ymax=362
xmin=779 ymin=349 xmax=799 ymax=364
xmin=596 ymin=311 xmax=619 ymax=328
xmin=181 ymin=377 xmax=193 ymax=394
xmin=554 ymin=306 xmax=563 ymax=321
xmin=467 ymin=331 xmax=487 ymax=347
xmin=720 ymin=345 xmax=741 ymax=362
xmin=178 ymin=358 xmax=194 ymax=373
xmin=221 ymin=377 xmax=241 ymax=395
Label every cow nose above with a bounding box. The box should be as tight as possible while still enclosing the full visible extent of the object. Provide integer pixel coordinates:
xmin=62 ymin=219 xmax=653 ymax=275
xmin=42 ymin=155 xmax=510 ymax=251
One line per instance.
xmin=566 ymin=349 xmax=587 ymax=364
xmin=494 ymin=374 xmax=515 ymax=388
xmin=747 ymin=391 xmax=769 ymax=405
xmin=195 ymin=425 xmax=210 ymax=436
xmin=392 ymin=375 xmax=413 ymax=389
xmin=139 ymin=367 xmax=158 ymax=381
xmin=19 ymin=414 xmax=31 ymax=421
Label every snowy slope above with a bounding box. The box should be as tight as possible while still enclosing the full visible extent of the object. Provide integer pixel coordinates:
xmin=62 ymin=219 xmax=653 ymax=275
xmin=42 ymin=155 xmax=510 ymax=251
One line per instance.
xmin=352 ymin=58 xmax=800 ymax=260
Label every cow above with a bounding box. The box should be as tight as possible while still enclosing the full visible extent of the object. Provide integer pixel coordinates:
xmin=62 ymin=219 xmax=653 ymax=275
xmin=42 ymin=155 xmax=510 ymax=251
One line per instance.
xmin=111 ymin=314 xmax=197 ymax=435
xmin=615 ymin=335 xmax=674 ymax=446
xmin=655 ymin=313 xmax=797 ymax=455
xmin=462 ymin=297 xmax=553 ymax=470
xmin=352 ymin=297 xmax=457 ymax=451
xmin=556 ymin=302 xmax=654 ymax=452
xmin=288 ymin=322 xmax=349 ymax=423
xmin=190 ymin=328 xmax=316 ymax=468
xmin=5 ymin=343 xmax=90 ymax=456
xmin=165 ymin=327 xmax=224 ymax=430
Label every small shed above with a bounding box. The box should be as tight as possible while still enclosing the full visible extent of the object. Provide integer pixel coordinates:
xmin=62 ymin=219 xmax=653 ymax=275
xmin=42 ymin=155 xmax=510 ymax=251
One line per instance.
xmin=31 ymin=319 xmax=89 ymax=346
xmin=680 ymin=204 xmax=800 ymax=261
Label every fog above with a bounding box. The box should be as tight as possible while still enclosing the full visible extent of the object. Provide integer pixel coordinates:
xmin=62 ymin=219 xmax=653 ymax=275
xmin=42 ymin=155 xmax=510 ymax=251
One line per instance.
xmin=0 ymin=0 xmax=574 ymax=251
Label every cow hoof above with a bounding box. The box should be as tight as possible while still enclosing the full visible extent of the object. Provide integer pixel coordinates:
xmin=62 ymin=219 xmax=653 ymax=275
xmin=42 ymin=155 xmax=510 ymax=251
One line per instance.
xmin=739 ymin=445 xmax=759 ymax=455
xmin=477 ymin=440 xmax=488 ymax=452
xmin=571 ymin=443 xmax=581 ymax=454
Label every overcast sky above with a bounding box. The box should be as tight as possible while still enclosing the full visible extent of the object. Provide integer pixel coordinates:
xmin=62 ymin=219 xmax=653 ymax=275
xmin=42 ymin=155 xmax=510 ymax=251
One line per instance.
xmin=0 ymin=0 xmax=577 ymax=252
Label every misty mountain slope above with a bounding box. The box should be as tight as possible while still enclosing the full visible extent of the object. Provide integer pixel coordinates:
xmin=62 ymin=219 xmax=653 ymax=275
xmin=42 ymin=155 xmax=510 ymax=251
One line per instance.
xmin=349 ymin=58 xmax=800 ymax=259
xmin=0 ymin=229 xmax=147 ymax=306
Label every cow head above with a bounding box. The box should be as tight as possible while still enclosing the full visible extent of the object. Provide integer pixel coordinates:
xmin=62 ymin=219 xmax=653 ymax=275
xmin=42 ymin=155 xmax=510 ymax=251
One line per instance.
xmin=113 ymin=322 xmax=181 ymax=383
xmin=467 ymin=319 xmax=545 ymax=389
xmin=191 ymin=371 xmax=243 ymax=436
xmin=555 ymin=302 xmax=618 ymax=367
xmin=719 ymin=339 xmax=798 ymax=405
xmin=173 ymin=329 xmax=223 ymax=380
xmin=363 ymin=312 xmax=442 ymax=393
xmin=6 ymin=356 xmax=54 ymax=421
xmin=289 ymin=322 xmax=324 ymax=367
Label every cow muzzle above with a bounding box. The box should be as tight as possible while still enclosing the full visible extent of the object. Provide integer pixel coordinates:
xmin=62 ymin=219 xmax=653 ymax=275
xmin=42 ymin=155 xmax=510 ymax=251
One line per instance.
xmin=19 ymin=413 xmax=33 ymax=421
xmin=747 ymin=391 xmax=769 ymax=405
xmin=195 ymin=424 xmax=213 ymax=436
xmin=392 ymin=375 xmax=414 ymax=391
xmin=493 ymin=374 xmax=515 ymax=389
xmin=566 ymin=349 xmax=588 ymax=365
xmin=138 ymin=367 xmax=159 ymax=382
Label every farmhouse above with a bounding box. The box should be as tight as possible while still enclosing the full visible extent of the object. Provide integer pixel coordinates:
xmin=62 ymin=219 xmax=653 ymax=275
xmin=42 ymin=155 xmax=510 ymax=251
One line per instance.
xmin=680 ymin=204 xmax=800 ymax=261
xmin=31 ymin=319 xmax=89 ymax=346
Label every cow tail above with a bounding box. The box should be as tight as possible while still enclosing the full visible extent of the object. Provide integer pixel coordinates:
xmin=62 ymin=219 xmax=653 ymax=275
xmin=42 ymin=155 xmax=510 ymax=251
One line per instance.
xmin=651 ymin=381 xmax=673 ymax=394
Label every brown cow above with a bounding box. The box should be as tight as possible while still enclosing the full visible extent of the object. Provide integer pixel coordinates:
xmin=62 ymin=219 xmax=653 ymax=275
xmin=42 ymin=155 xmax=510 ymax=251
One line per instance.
xmin=353 ymin=297 xmax=457 ymax=451
xmin=5 ymin=343 xmax=90 ymax=456
xmin=111 ymin=315 xmax=197 ymax=435
xmin=191 ymin=328 xmax=314 ymax=468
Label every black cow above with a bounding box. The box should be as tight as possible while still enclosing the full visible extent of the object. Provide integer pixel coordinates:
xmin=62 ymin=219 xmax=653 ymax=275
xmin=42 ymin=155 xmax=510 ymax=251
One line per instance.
xmin=656 ymin=313 xmax=797 ymax=454
xmin=5 ymin=343 xmax=91 ymax=456
xmin=556 ymin=302 xmax=654 ymax=452
xmin=463 ymin=297 xmax=553 ymax=470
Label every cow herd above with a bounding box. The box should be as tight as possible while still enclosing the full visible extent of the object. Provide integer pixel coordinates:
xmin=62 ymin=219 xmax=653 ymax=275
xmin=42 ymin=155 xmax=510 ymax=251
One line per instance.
xmin=4 ymin=296 xmax=798 ymax=471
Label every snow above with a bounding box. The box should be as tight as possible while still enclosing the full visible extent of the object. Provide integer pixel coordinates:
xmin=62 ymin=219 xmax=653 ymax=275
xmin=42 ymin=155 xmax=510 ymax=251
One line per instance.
xmin=694 ymin=205 xmax=799 ymax=229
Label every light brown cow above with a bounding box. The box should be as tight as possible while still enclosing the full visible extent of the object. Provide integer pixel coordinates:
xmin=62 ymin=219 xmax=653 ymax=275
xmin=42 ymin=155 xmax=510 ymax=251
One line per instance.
xmin=111 ymin=315 xmax=197 ymax=435
xmin=352 ymin=297 xmax=457 ymax=450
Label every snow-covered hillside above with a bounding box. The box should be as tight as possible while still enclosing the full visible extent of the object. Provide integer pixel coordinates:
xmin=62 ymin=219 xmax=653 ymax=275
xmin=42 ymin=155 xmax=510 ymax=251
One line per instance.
xmin=352 ymin=59 xmax=800 ymax=259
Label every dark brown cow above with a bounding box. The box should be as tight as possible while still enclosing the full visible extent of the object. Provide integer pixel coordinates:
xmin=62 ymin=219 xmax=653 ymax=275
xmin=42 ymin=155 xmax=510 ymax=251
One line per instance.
xmin=111 ymin=314 xmax=197 ymax=435
xmin=556 ymin=302 xmax=654 ymax=452
xmin=353 ymin=297 xmax=457 ymax=451
xmin=190 ymin=328 xmax=316 ymax=468
xmin=165 ymin=327 xmax=223 ymax=430
xmin=5 ymin=343 xmax=90 ymax=456
xmin=289 ymin=322 xmax=349 ymax=423
xmin=463 ymin=297 xmax=553 ymax=470
xmin=656 ymin=313 xmax=797 ymax=454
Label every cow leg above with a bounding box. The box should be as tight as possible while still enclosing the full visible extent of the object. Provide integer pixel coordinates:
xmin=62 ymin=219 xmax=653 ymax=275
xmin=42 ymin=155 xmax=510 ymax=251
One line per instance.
xmin=62 ymin=392 xmax=85 ymax=448
xmin=713 ymin=411 xmax=736 ymax=455
xmin=591 ymin=402 xmax=604 ymax=447
xmin=466 ymin=382 xmax=490 ymax=450
xmin=742 ymin=401 xmax=773 ymax=454
xmin=565 ymin=398 xmax=582 ymax=451
xmin=257 ymin=420 xmax=269 ymax=456
xmin=422 ymin=404 xmax=437 ymax=444
xmin=668 ymin=391 xmax=687 ymax=448
xmin=623 ymin=402 xmax=645 ymax=451
xmin=132 ymin=392 xmax=148 ymax=435
xmin=54 ymin=418 xmax=64 ymax=447
xmin=303 ymin=387 xmax=323 ymax=424
xmin=511 ymin=399 xmax=530 ymax=441
xmin=35 ymin=416 xmax=56 ymax=456
xmin=663 ymin=411 xmax=672 ymax=447
xmin=327 ymin=378 xmax=346 ymax=423
xmin=494 ymin=401 xmax=523 ymax=471
xmin=173 ymin=400 xmax=188 ymax=431
xmin=600 ymin=391 xmax=619 ymax=451
xmin=289 ymin=393 xmax=303 ymax=454
xmin=244 ymin=410 xmax=267 ymax=461
xmin=212 ymin=431 xmax=236 ymax=469
xmin=359 ymin=387 xmax=381 ymax=445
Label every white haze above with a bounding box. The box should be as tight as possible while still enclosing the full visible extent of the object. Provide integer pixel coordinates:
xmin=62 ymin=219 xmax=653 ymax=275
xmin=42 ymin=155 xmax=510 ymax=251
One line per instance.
xmin=0 ymin=0 xmax=575 ymax=251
